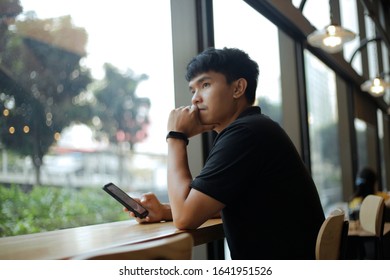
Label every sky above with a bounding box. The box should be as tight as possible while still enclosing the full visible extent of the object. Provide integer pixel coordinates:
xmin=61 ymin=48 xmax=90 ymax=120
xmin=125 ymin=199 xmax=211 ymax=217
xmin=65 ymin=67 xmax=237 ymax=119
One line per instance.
xmin=20 ymin=0 xmax=173 ymax=79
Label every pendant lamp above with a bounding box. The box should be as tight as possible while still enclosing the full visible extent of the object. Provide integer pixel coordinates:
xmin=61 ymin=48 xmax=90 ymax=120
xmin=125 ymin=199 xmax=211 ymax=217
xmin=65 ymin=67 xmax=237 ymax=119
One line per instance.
xmin=360 ymin=75 xmax=390 ymax=97
xmin=307 ymin=24 xmax=356 ymax=53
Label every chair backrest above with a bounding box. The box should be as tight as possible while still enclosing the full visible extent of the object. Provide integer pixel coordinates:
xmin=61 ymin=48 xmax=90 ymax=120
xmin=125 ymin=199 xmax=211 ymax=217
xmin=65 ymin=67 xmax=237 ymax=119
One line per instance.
xmin=359 ymin=194 xmax=385 ymax=237
xmin=71 ymin=233 xmax=193 ymax=260
xmin=315 ymin=209 xmax=348 ymax=260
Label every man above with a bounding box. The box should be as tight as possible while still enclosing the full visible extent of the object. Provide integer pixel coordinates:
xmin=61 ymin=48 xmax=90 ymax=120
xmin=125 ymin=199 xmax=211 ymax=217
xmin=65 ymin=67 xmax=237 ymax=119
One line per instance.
xmin=129 ymin=47 xmax=325 ymax=259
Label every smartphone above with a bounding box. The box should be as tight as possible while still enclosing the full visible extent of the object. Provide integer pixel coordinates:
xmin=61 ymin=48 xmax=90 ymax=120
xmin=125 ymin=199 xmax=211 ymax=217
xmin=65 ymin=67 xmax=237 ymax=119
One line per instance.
xmin=103 ymin=182 xmax=149 ymax=219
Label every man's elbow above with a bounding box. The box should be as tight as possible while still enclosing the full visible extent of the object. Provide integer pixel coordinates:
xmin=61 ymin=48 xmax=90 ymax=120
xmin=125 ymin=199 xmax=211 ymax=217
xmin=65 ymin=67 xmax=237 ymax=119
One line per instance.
xmin=173 ymin=217 xmax=200 ymax=230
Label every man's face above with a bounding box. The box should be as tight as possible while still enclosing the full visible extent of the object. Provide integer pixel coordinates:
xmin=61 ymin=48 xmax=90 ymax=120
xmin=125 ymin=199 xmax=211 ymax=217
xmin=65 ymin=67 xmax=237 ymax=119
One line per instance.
xmin=188 ymin=71 xmax=238 ymax=132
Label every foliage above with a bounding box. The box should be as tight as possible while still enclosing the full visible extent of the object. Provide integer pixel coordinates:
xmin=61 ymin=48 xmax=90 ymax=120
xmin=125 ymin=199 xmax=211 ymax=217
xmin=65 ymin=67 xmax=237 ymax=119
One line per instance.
xmin=93 ymin=63 xmax=150 ymax=150
xmin=0 ymin=0 xmax=22 ymax=19
xmin=0 ymin=2 xmax=152 ymax=200
xmin=1 ymin=2 xmax=152 ymax=186
xmin=0 ymin=184 xmax=129 ymax=237
xmin=0 ymin=11 xmax=92 ymax=184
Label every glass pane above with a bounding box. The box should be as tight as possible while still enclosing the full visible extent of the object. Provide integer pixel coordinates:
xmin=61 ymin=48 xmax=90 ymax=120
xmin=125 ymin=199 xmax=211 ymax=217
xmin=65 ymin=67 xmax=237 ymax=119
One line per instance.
xmin=365 ymin=15 xmax=378 ymax=78
xmin=340 ymin=0 xmax=362 ymax=75
xmin=355 ymin=118 xmax=378 ymax=177
xmin=213 ymin=0 xmax=282 ymax=124
xmin=304 ymin=50 xmax=342 ymax=213
xmin=377 ymin=110 xmax=387 ymax=191
xmin=291 ymin=0 xmax=301 ymax=9
xmin=381 ymin=42 xmax=390 ymax=104
xmin=355 ymin=118 xmax=369 ymax=169
xmin=299 ymin=0 xmax=330 ymax=30
xmin=0 ymin=0 xmax=174 ymax=236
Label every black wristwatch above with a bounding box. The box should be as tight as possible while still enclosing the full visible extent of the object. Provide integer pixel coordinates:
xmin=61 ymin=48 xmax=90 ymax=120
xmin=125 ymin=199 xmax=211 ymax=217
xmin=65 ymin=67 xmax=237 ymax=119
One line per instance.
xmin=166 ymin=131 xmax=189 ymax=146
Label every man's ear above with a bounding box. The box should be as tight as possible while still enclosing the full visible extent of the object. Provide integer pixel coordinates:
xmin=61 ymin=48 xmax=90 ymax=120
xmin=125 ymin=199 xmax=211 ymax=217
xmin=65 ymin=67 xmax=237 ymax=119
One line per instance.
xmin=233 ymin=78 xmax=247 ymax=98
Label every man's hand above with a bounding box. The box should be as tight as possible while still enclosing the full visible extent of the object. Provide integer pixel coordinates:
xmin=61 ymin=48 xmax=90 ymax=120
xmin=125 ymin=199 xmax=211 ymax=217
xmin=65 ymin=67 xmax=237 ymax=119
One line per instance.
xmin=125 ymin=192 xmax=172 ymax=223
xmin=167 ymin=105 xmax=215 ymax=138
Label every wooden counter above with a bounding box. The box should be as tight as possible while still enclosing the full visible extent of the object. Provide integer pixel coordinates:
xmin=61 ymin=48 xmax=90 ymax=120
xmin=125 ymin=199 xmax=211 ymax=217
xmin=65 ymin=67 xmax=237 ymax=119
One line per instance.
xmin=0 ymin=218 xmax=224 ymax=260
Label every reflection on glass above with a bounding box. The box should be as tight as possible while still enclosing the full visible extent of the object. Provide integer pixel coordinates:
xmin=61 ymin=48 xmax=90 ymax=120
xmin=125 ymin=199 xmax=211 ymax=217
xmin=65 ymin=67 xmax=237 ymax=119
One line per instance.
xmin=304 ymin=50 xmax=342 ymax=212
xmin=0 ymin=0 xmax=173 ymax=236
xmin=213 ymin=0 xmax=282 ymax=124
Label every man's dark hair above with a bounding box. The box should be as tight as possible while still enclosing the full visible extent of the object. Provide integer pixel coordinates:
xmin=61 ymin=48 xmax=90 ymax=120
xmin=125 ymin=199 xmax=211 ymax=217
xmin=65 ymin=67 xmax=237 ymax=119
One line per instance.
xmin=185 ymin=47 xmax=259 ymax=104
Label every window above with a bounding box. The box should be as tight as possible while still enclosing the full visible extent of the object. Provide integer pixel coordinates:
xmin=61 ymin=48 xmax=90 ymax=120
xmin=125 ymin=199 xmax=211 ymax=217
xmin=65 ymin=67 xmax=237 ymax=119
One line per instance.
xmin=355 ymin=118 xmax=369 ymax=169
xmin=340 ymin=0 xmax=361 ymax=75
xmin=0 ymin=0 xmax=174 ymax=236
xmin=381 ymin=40 xmax=390 ymax=104
xmin=377 ymin=110 xmax=387 ymax=191
xmin=355 ymin=118 xmax=378 ymax=178
xmin=213 ymin=0 xmax=282 ymax=124
xmin=364 ymin=15 xmax=379 ymax=79
xmin=294 ymin=0 xmax=330 ymax=31
xmin=304 ymin=50 xmax=342 ymax=212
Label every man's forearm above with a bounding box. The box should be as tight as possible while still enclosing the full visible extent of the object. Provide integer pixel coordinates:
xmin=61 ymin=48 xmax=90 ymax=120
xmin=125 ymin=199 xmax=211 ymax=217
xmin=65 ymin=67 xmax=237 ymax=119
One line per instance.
xmin=167 ymin=139 xmax=193 ymax=223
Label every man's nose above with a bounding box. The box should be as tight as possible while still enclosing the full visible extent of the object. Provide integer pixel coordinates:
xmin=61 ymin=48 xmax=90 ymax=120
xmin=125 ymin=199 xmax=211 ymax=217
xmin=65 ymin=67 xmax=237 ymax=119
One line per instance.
xmin=191 ymin=90 xmax=200 ymax=104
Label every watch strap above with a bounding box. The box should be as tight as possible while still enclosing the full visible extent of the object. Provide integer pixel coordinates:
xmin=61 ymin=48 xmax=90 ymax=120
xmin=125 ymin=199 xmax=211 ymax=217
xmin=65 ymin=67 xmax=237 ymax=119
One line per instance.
xmin=166 ymin=131 xmax=189 ymax=145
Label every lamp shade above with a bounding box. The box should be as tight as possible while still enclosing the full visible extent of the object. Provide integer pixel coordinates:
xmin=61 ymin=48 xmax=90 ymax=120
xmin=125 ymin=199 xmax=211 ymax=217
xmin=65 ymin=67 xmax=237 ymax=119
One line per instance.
xmin=307 ymin=25 xmax=356 ymax=53
xmin=360 ymin=77 xmax=390 ymax=97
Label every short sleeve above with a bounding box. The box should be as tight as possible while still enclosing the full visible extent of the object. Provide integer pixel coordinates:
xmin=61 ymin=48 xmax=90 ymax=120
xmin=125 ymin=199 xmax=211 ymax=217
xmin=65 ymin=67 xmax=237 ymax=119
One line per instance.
xmin=191 ymin=125 xmax=260 ymax=205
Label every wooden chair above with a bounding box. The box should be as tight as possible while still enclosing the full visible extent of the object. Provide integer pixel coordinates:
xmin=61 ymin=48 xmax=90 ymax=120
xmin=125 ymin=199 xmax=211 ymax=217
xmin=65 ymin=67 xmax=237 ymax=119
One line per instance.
xmin=359 ymin=194 xmax=385 ymax=259
xmin=315 ymin=209 xmax=349 ymax=260
xmin=71 ymin=233 xmax=193 ymax=260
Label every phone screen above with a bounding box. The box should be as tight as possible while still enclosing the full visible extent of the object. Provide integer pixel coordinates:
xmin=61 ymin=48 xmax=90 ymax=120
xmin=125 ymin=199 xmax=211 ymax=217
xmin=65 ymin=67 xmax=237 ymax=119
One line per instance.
xmin=103 ymin=183 xmax=149 ymax=218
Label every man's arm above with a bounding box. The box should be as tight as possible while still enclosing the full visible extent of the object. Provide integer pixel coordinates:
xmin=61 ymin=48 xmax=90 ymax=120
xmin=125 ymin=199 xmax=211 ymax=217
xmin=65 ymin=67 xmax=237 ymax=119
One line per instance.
xmin=167 ymin=138 xmax=224 ymax=229
xmin=166 ymin=105 xmax=224 ymax=229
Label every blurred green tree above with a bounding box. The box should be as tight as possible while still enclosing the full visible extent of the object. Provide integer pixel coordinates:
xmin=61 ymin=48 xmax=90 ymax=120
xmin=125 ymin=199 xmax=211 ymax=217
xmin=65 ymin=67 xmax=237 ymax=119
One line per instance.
xmin=93 ymin=63 xmax=150 ymax=150
xmin=92 ymin=64 xmax=150 ymax=184
xmin=0 ymin=3 xmax=92 ymax=184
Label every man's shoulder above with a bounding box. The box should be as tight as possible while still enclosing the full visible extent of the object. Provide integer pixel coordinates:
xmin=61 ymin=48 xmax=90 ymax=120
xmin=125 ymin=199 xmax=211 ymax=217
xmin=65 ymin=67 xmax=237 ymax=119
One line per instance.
xmin=228 ymin=110 xmax=283 ymax=137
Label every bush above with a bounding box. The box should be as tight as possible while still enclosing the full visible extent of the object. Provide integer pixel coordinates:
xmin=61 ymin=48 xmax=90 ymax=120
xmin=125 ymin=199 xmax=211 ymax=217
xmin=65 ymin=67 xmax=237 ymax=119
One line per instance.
xmin=0 ymin=184 xmax=129 ymax=237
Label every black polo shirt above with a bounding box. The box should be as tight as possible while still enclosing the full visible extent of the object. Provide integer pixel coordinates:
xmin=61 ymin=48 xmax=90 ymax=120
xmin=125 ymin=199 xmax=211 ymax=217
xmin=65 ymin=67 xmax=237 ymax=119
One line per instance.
xmin=191 ymin=106 xmax=325 ymax=259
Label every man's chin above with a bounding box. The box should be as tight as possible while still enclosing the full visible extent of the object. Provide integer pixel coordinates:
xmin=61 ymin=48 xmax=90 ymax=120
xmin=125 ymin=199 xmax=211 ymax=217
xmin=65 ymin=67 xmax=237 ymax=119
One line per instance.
xmin=200 ymin=120 xmax=219 ymax=129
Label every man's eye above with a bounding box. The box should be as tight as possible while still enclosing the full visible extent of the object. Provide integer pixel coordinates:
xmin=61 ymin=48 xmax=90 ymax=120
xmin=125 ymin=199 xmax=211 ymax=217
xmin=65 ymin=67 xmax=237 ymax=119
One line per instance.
xmin=202 ymin=83 xmax=210 ymax=88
